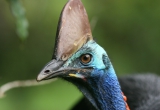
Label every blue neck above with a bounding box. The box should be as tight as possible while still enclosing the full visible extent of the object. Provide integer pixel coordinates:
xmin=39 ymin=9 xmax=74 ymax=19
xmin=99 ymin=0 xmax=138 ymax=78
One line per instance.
xmin=87 ymin=65 xmax=126 ymax=110
xmin=64 ymin=41 xmax=126 ymax=110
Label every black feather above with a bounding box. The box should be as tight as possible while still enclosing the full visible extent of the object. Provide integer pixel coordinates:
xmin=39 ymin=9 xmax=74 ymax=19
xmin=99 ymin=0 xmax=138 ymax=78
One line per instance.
xmin=119 ymin=74 xmax=160 ymax=110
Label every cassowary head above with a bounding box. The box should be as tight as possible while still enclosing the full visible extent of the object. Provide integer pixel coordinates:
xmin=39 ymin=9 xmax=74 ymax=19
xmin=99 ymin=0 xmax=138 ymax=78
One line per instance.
xmin=37 ymin=0 xmax=128 ymax=110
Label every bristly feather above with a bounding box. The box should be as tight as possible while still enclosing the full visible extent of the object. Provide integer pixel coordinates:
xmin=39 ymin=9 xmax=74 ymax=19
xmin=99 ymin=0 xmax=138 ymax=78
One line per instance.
xmin=119 ymin=74 xmax=160 ymax=110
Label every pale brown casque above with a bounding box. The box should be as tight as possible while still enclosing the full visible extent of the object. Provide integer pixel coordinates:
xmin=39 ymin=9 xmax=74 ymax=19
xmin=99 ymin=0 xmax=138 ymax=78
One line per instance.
xmin=53 ymin=0 xmax=93 ymax=61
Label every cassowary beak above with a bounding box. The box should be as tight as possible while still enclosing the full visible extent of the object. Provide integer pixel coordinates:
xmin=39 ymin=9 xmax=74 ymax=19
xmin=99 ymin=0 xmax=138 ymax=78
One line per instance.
xmin=37 ymin=59 xmax=92 ymax=81
xmin=37 ymin=59 xmax=64 ymax=81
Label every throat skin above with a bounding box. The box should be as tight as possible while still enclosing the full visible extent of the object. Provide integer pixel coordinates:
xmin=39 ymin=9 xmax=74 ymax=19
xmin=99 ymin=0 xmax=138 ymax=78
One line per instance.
xmin=70 ymin=65 xmax=127 ymax=110
xmin=86 ymin=66 xmax=126 ymax=110
xmin=68 ymin=65 xmax=127 ymax=110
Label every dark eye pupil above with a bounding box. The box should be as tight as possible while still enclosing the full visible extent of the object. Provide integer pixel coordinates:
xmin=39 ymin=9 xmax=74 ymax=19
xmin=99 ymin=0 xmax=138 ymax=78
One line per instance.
xmin=84 ymin=54 xmax=89 ymax=60
xmin=80 ymin=54 xmax=92 ymax=64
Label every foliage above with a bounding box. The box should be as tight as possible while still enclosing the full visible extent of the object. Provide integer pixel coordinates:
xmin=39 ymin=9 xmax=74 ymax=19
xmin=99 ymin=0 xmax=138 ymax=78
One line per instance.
xmin=7 ymin=0 xmax=28 ymax=41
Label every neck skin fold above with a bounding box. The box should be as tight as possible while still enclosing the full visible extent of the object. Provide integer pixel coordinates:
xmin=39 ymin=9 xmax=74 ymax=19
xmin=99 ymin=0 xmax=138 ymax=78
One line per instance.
xmin=86 ymin=65 xmax=126 ymax=110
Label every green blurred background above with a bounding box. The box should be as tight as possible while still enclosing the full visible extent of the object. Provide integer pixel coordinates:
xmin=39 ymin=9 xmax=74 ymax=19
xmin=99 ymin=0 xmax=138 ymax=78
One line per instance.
xmin=0 ymin=0 xmax=160 ymax=110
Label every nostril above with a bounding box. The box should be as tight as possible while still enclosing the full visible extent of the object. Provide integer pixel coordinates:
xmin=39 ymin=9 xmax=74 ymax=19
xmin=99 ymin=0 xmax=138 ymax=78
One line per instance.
xmin=44 ymin=70 xmax=50 ymax=73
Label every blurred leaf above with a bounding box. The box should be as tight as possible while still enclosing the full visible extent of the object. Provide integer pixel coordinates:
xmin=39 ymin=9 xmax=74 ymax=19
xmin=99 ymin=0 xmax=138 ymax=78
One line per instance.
xmin=7 ymin=0 xmax=29 ymax=41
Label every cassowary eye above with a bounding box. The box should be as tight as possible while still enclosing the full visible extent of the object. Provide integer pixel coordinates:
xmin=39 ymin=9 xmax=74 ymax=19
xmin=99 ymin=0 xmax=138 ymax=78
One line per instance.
xmin=80 ymin=54 xmax=92 ymax=64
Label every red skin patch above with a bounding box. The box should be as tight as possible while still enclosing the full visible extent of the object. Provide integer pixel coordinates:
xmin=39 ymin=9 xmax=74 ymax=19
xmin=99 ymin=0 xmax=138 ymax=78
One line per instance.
xmin=122 ymin=92 xmax=130 ymax=110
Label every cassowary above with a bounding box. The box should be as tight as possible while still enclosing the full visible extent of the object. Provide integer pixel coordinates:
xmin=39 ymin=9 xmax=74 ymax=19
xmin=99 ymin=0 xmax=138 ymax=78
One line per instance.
xmin=37 ymin=0 xmax=160 ymax=110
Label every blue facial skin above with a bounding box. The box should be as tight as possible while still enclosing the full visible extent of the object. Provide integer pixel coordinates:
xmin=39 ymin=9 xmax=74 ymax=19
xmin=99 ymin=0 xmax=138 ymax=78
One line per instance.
xmin=63 ymin=40 xmax=126 ymax=110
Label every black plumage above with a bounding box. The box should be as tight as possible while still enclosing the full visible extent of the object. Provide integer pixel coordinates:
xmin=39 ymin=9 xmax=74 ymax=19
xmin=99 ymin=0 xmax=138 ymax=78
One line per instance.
xmin=119 ymin=74 xmax=160 ymax=110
